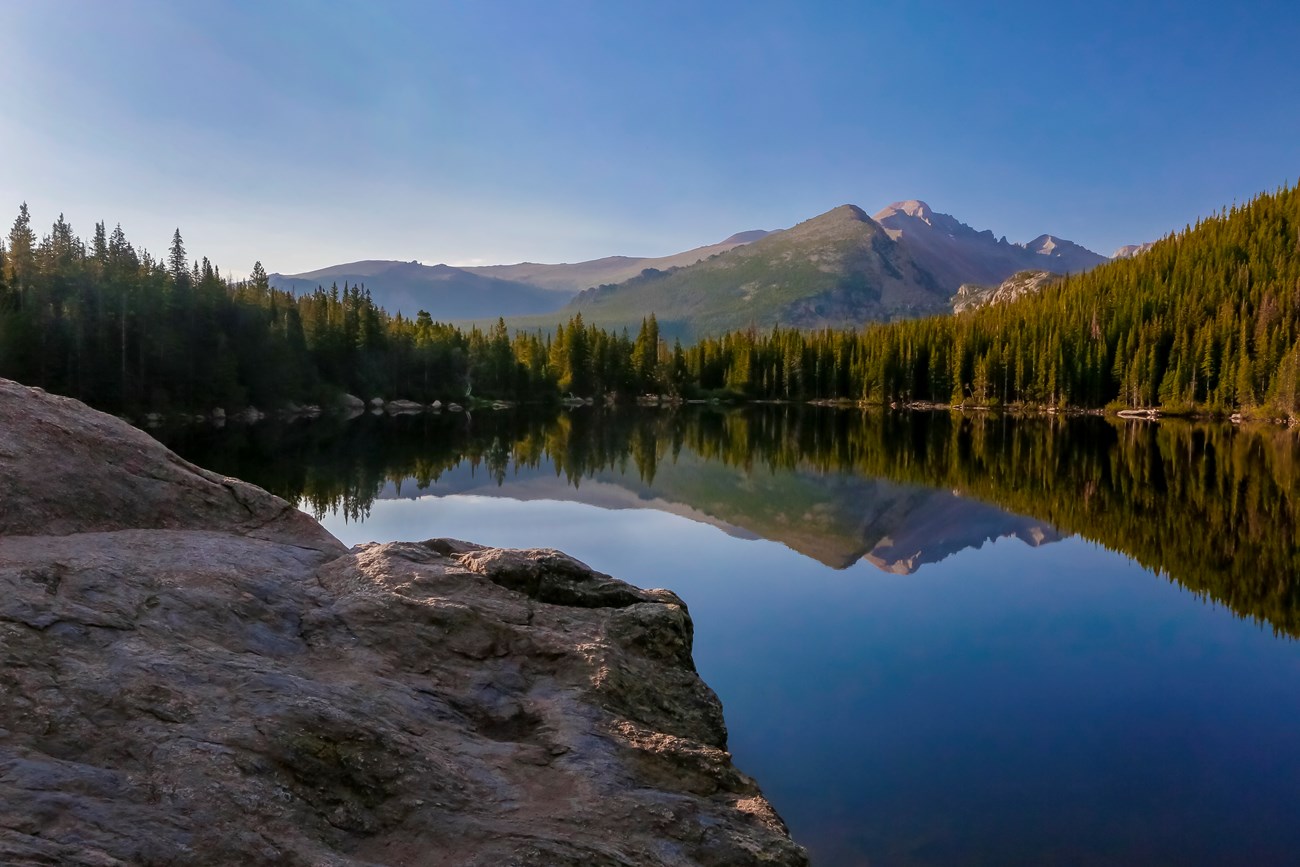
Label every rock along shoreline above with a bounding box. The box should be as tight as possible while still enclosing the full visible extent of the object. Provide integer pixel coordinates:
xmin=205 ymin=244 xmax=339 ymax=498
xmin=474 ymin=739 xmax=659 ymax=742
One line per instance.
xmin=0 ymin=378 xmax=807 ymax=866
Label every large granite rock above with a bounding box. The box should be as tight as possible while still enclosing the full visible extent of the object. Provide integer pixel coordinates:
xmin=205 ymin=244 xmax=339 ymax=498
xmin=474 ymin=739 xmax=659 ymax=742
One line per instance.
xmin=0 ymin=381 xmax=340 ymax=550
xmin=0 ymin=380 xmax=805 ymax=866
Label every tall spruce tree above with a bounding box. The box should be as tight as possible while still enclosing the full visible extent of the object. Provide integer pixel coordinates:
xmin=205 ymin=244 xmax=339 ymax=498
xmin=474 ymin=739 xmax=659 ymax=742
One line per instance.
xmin=168 ymin=228 xmax=188 ymax=288
xmin=6 ymin=203 xmax=35 ymax=309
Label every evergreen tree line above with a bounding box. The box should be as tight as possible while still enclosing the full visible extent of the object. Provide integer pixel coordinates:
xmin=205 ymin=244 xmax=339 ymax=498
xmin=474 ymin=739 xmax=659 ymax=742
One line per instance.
xmin=4 ymin=182 xmax=1300 ymax=414
xmin=0 ymin=204 xmax=678 ymax=411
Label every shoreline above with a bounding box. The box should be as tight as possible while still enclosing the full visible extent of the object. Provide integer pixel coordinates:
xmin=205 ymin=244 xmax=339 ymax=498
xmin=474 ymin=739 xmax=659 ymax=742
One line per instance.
xmin=123 ymin=391 xmax=1299 ymax=431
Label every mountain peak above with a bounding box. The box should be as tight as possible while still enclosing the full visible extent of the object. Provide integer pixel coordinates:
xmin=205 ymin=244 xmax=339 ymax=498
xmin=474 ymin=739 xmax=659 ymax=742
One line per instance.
xmin=781 ymin=204 xmax=879 ymax=240
xmin=873 ymin=200 xmax=972 ymax=239
xmin=1019 ymin=235 xmax=1109 ymax=270
xmin=889 ymin=200 xmax=934 ymax=220
xmin=1024 ymin=234 xmax=1063 ymax=255
xmin=826 ymin=204 xmax=870 ymax=221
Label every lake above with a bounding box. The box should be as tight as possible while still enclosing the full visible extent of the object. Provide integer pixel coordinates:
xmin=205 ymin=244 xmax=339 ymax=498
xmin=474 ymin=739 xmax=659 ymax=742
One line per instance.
xmin=162 ymin=406 xmax=1300 ymax=865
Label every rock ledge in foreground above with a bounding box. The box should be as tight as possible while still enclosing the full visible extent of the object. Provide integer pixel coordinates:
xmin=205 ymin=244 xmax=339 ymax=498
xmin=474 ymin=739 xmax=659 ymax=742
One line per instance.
xmin=0 ymin=379 xmax=807 ymax=866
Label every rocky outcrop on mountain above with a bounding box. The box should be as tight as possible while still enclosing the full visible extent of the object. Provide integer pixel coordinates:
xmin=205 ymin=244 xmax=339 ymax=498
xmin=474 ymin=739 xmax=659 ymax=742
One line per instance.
xmin=1112 ymin=242 xmax=1156 ymax=259
xmin=952 ymin=270 xmax=1061 ymax=314
xmin=0 ymin=380 xmax=806 ymax=866
xmin=874 ymin=200 xmax=1108 ymax=292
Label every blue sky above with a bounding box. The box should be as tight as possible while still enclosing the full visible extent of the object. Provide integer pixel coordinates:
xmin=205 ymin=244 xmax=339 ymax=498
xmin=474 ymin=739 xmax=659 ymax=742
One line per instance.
xmin=2 ymin=0 xmax=1297 ymax=275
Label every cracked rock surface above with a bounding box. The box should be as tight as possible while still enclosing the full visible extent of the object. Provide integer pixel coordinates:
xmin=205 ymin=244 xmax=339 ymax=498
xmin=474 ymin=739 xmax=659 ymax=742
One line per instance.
xmin=0 ymin=380 xmax=807 ymax=866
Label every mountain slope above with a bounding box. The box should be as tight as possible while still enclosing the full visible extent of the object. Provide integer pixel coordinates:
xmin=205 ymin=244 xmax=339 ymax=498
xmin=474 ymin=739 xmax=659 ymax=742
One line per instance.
xmin=269 ymin=261 xmax=566 ymax=319
xmin=873 ymin=200 xmax=1109 ymax=292
xmin=952 ymin=270 xmax=1061 ymax=314
xmin=523 ymin=205 xmax=949 ymax=339
xmin=464 ymin=230 xmax=770 ymax=294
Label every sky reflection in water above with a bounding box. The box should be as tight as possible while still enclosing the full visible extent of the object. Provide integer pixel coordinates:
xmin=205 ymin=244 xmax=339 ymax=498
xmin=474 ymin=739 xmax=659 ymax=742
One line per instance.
xmin=318 ymin=489 xmax=1300 ymax=866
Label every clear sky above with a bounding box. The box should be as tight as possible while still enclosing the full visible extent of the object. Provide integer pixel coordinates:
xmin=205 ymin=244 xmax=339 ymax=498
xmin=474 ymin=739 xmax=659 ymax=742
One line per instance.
xmin=2 ymin=0 xmax=1297 ymax=276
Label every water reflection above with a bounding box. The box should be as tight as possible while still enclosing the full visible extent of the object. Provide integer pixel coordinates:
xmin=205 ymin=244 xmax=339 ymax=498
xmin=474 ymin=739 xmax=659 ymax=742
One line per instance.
xmin=162 ymin=406 xmax=1300 ymax=635
xmin=160 ymin=406 xmax=1300 ymax=864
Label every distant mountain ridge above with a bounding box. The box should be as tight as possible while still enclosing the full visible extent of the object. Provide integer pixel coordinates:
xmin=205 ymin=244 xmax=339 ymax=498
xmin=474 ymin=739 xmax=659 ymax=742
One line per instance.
xmin=269 ymin=231 xmax=772 ymax=321
xmin=268 ymin=260 xmax=564 ymax=320
xmin=275 ymin=199 xmax=1118 ymax=335
xmin=463 ymin=231 xmax=771 ymax=294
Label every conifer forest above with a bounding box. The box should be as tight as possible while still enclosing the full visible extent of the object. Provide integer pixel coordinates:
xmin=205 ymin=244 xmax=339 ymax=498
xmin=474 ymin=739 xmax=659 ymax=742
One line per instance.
xmin=2 ymin=184 xmax=1299 ymax=418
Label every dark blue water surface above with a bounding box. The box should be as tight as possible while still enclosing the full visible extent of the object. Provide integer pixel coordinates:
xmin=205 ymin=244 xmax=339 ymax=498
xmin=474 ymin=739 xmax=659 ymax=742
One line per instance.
xmin=165 ymin=408 xmax=1300 ymax=865
xmin=317 ymin=495 xmax=1300 ymax=865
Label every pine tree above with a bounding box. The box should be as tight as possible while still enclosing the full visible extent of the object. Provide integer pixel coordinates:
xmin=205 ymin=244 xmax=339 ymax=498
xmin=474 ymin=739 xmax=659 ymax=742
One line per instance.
xmin=633 ymin=314 xmax=660 ymax=393
xmin=250 ymin=261 xmax=269 ymax=294
xmin=6 ymin=203 xmax=36 ymax=309
xmin=168 ymin=229 xmax=188 ymax=288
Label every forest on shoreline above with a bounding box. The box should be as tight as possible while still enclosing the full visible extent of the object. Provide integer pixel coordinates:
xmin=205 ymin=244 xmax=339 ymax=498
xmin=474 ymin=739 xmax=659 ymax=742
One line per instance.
xmin=2 ymin=183 xmax=1299 ymax=419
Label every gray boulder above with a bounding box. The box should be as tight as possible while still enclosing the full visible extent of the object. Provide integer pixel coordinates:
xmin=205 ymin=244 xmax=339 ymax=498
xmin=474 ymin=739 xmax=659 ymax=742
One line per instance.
xmin=0 ymin=378 xmax=806 ymax=866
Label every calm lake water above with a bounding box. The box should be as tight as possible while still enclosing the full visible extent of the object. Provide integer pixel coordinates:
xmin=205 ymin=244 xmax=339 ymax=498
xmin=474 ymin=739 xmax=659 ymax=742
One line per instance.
xmin=163 ymin=407 xmax=1300 ymax=865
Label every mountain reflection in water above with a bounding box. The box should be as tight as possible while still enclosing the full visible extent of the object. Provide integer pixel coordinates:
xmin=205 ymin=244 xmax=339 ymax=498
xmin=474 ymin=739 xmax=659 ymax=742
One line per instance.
xmin=161 ymin=405 xmax=1300 ymax=636
xmin=371 ymin=457 xmax=1060 ymax=574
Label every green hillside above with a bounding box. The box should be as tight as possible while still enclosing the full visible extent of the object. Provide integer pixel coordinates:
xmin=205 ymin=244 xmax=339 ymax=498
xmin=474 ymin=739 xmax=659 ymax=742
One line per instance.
xmin=507 ymin=205 xmax=950 ymax=341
